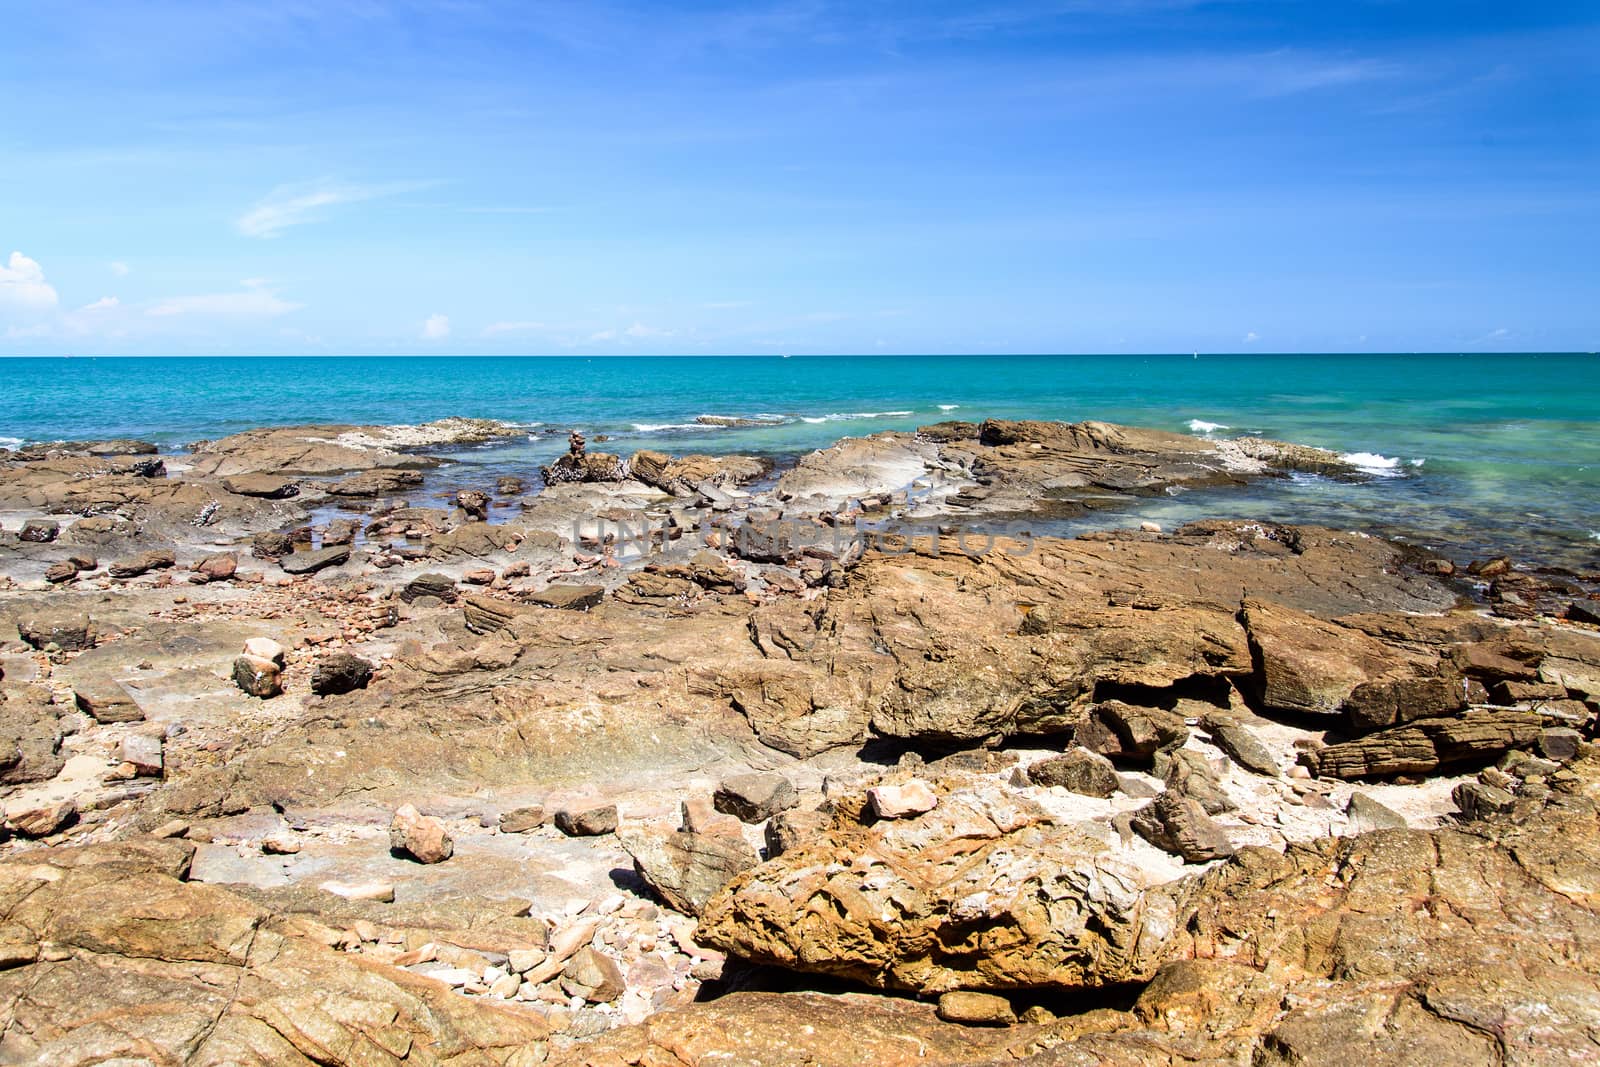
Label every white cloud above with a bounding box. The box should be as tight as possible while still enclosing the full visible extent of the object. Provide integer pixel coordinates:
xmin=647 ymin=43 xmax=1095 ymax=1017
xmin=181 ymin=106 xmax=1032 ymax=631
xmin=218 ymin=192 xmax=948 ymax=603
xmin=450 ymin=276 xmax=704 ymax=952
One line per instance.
xmin=110 ymin=261 xmax=130 ymax=277
xmin=0 ymin=251 xmax=60 ymax=310
xmin=79 ymin=296 xmax=120 ymax=313
xmin=148 ymin=279 xmax=299 ymax=318
xmin=422 ymin=313 xmax=451 ymax=340
xmin=703 ymin=300 xmax=751 ymax=310
xmin=237 ymin=179 xmax=424 ymax=238
xmin=1243 ymin=331 xmax=1260 ymax=343
xmin=588 ymin=322 xmax=674 ymax=343
xmin=483 ymin=320 xmax=545 ymax=337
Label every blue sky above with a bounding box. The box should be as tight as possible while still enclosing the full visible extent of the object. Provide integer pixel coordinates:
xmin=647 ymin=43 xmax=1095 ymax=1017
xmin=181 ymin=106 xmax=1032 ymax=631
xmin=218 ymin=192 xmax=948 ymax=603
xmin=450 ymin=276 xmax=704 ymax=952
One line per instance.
xmin=1 ymin=0 xmax=1595 ymax=355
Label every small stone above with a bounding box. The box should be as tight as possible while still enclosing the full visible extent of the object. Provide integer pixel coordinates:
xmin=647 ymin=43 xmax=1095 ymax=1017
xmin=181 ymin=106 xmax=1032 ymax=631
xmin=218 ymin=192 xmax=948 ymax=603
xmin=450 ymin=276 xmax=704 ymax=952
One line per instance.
xmin=498 ymin=806 xmax=546 ymax=833
xmin=232 ymin=655 xmax=282 ymax=698
xmin=194 ymin=553 xmax=238 ymax=582
xmin=389 ymin=803 xmax=454 ymax=863
xmin=1345 ymin=792 xmax=1408 ymax=832
xmin=1139 ymin=521 xmax=1161 ymax=533
xmin=937 ymin=991 xmax=1017 ymax=1026
xmin=1026 ymin=749 xmax=1119 ymax=797
xmin=151 ymin=819 xmax=191 ymax=839
xmin=261 ymin=833 xmax=301 ymax=855
xmin=489 ymin=972 xmax=521 ymax=998
xmin=681 ymin=796 xmax=744 ymax=837
xmin=867 ymin=780 xmax=938 ymax=820
xmin=555 ymin=805 xmax=618 ymax=837
xmin=509 ymin=948 xmax=546 ymax=974
xmin=1453 ymin=781 xmax=1516 ymax=820
xmin=19 ymin=519 xmax=60 ymax=543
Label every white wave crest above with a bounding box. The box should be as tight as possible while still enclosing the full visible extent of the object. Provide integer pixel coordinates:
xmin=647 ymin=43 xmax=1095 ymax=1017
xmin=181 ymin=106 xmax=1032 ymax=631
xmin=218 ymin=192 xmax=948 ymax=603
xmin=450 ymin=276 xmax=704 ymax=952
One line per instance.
xmin=632 ymin=422 xmax=704 ymax=433
xmin=0 ymin=436 xmax=23 ymax=450
xmin=1340 ymin=451 xmax=1405 ymax=475
xmin=938 ymin=404 xmax=960 ymax=411
xmin=1187 ymin=419 xmax=1230 ymax=434
xmin=826 ymin=410 xmax=914 ymax=420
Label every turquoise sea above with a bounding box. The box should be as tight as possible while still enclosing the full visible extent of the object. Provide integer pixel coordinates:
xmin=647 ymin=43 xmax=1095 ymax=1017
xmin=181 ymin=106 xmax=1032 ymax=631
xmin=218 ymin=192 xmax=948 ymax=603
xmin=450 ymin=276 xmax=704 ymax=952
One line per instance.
xmin=2 ymin=353 xmax=1597 ymax=569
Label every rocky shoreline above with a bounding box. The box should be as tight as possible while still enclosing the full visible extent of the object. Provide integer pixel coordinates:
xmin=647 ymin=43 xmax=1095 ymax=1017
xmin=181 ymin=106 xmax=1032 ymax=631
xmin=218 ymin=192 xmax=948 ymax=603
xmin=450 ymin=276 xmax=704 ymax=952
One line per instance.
xmin=0 ymin=416 xmax=1596 ymax=1064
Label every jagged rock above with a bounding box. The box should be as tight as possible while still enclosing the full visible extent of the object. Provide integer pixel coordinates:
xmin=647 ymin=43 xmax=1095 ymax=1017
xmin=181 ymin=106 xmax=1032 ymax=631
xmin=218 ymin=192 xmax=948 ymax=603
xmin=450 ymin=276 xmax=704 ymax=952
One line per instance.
xmin=541 ymin=451 xmax=627 ymax=485
xmin=402 ymin=572 xmax=460 ymax=603
xmin=562 ymin=946 xmax=625 ymax=1003
xmin=463 ymin=594 xmax=540 ymax=633
xmin=713 ymin=772 xmax=799 ymax=823
xmin=18 ymin=613 xmax=94 ymax=651
xmin=1025 ymin=749 xmax=1119 ymax=796
xmin=278 ymin=545 xmax=349 ymax=574
xmin=107 ymin=548 xmax=175 ymax=578
xmin=1311 ymin=709 xmax=1543 ymax=779
xmin=221 ymin=473 xmax=300 ymax=498
xmin=1201 ymin=713 xmax=1281 ymax=776
xmin=1345 ymin=791 xmax=1408 ymax=832
xmin=5 ymin=797 xmax=77 ymax=837
xmin=310 ymin=652 xmax=374 ymax=695
xmin=936 ymin=991 xmax=1016 ymax=1027
xmin=389 ymin=803 xmax=454 ymax=863
xmin=456 ymin=489 xmax=491 ymax=520
xmin=1452 ymin=781 xmax=1516 ymax=820
xmin=319 ymin=468 xmax=425 ymax=496
xmin=555 ymin=805 xmax=618 ymax=836
xmin=320 ymin=517 xmax=361 ymax=545
xmin=19 ymin=519 xmax=59 ymax=543
xmin=628 ymin=450 xmax=771 ymax=496
xmin=621 ymin=829 xmax=760 ymax=916
xmin=1076 ymin=702 xmax=1188 ymax=764
xmin=231 ymin=655 xmax=282 ymax=698
xmin=1157 ymin=749 xmax=1235 ymax=815
xmin=681 ymin=796 xmax=744 ymax=838
xmin=0 ymin=698 xmax=66 ymax=786
xmin=496 ymin=476 xmax=525 ymax=495
xmin=764 ymin=808 xmax=829 ymax=857
xmin=868 ymin=780 xmax=938 ymax=819
xmin=1130 ymin=791 xmax=1235 ymax=862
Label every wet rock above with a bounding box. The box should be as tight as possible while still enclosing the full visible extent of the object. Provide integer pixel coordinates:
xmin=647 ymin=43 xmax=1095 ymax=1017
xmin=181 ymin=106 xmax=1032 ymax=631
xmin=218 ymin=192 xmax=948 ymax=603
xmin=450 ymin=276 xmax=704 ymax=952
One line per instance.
xmin=389 ymin=803 xmax=454 ymax=863
xmin=5 ymin=797 xmax=77 ymax=837
xmin=1345 ymin=792 xmax=1408 ymax=832
xmin=19 ymin=519 xmax=59 ymax=543
xmin=541 ymin=451 xmax=627 ymax=485
xmin=496 ymin=476 xmax=525 ymax=496
xmin=562 ymin=946 xmax=625 ymax=1003
xmin=221 ymin=473 xmax=300 ymax=499
xmin=456 ymin=489 xmax=491 ymax=520
xmin=310 ymin=652 xmax=374 ymax=695
xmin=231 ymin=655 xmax=283 ymax=699
xmin=1201 ymin=714 xmax=1281 ymax=776
xmin=1130 ymin=791 xmax=1235 ymax=862
xmin=1025 ymin=749 xmax=1119 ymax=797
xmin=250 ymin=530 xmax=294 ymax=560
xmin=18 ymin=613 xmax=94 ymax=651
xmin=108 ymin=548 xmax=175 ymax=578
xmin=867 ymin=780 xmax=938 ymax=819
xmin=621 ymin=829 xmax=760 ymax=916
xmin=713 ymin=772 xmax=800 ymax=824
xmin=555 ymin=805 xmax=618 ymax=837
xmin=279 ymin=545 xmax=350 ymax=574
xmin=320 ymin=517 xmax=361 ymax=546
xmin=320 ymin=468 xmax=425 ymax=496
xmin=936 ymin=991 xmax=1016 ymax=1027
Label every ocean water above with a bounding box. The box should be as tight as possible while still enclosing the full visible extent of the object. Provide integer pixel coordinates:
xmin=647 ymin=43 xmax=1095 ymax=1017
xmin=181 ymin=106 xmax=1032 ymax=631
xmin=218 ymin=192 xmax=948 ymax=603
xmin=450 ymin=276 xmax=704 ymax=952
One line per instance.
xmin=2 ymin=353 xmax=1597 ymax=569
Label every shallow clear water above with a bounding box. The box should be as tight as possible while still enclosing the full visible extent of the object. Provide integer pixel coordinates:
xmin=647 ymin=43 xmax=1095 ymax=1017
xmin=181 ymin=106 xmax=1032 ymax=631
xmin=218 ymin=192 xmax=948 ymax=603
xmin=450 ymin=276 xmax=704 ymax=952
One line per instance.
xmin=2 ymin=353 xmax=1596 ymax=568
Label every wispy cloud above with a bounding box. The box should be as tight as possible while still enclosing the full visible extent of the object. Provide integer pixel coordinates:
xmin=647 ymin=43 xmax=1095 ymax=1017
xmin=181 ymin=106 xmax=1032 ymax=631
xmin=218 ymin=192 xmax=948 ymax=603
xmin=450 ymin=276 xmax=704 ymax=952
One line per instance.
xmin=109 ymin=261 xmax=130 ymax=277
xmin=589 ymin=322 xmax=675 ymax=342
xmin=0 ymin=251 xmax=60 ymax=310
xmin=148 ymin=279 xmax=299 ymax=317
xmin=236 ymin=178 xmax=428 ymax=238
xmin=483 ymin=320 xmax=546 ymax=336
xmin=422 ymin=313 xmax=451 ymax=340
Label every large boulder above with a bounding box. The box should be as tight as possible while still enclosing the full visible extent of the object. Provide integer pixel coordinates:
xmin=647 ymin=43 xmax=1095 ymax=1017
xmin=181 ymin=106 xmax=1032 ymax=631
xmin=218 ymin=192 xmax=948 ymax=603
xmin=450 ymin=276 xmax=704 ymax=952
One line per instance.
xmin=621 ymin=829 xmax=760 ymax=916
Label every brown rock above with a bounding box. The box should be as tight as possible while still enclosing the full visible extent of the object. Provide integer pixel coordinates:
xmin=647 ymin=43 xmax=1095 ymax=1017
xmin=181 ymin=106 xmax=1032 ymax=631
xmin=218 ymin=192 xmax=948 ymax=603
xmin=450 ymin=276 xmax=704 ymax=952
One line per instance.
xmin=936 ymin=991 xmax=1017 ymax=1026
xmin=621 ymin=829 xmax=760 ymax=916
xmin=388 ymin=803 xmax=454 ymax=863
xmin=6 ymin=797 xmax=77 ymax=837
xmin=1026 ymin=748 xmax=1119 ymax=796
xmin=555 ymin=805 xmax=617 ymax=836
xmin=108 ymin=548 xmax=176 ymax=578
xmin=231 ymin=655 xmax=282 ymax=699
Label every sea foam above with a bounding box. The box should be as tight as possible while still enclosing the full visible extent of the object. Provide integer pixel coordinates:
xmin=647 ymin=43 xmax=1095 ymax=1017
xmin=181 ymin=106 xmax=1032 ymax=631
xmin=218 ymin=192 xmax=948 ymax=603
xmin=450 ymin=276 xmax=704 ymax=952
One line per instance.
xmin=1186 ymin=419 xmax=1230 ymax=434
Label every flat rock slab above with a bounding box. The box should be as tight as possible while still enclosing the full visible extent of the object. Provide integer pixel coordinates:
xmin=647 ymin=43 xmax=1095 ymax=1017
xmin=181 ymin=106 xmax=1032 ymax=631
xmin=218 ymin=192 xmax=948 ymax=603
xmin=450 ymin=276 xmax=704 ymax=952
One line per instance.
xmin=280 ymin=546 xmax=350 ymax=574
